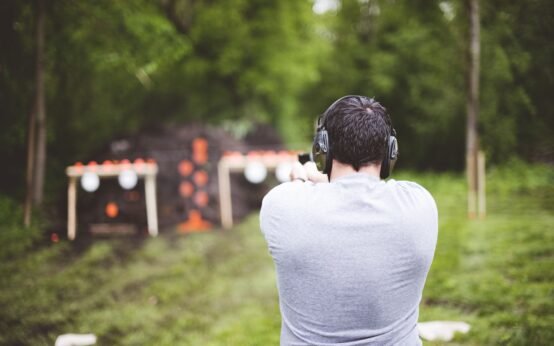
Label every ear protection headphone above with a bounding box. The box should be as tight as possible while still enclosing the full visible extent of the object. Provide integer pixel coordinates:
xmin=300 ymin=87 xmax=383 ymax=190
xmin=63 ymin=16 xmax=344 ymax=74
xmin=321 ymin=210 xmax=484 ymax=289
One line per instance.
xmin=312 ymin=95 xmax=399 ymax=179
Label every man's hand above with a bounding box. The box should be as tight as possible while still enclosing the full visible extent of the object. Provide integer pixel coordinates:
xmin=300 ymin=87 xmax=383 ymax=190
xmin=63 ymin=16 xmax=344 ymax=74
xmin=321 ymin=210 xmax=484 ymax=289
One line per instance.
xmin=290 ymin=161 xmax=329 ymax=183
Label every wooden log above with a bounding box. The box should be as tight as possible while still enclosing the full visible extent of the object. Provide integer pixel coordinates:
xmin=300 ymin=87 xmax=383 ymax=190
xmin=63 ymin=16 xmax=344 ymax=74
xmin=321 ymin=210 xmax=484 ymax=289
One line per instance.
xmin=89 ymin=223 xmax=137 ymax=235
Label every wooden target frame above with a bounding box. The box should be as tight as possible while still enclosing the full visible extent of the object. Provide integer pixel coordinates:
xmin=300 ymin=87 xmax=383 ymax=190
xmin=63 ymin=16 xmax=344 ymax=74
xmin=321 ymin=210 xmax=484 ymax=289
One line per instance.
xmin=65 ymin=160 xmax=159 ymax=240
xmin=217 ymin=151 xmax=298 ymax=229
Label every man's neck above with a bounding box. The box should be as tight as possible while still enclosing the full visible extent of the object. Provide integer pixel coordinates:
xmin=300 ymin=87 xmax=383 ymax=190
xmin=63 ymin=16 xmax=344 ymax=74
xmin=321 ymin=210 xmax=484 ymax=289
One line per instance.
xmin=329 ymin=160 xmax=381 ymax=182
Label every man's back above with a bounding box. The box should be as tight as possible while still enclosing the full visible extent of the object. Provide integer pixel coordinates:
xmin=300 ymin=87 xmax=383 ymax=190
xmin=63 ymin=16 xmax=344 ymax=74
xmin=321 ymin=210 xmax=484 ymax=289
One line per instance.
xmin=260 ymin=173 xmax=438 ymax=346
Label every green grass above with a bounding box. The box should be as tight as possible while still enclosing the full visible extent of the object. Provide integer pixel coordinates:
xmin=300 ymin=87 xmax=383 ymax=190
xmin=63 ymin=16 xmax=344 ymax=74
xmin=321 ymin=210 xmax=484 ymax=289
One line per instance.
xmin=1 ymin=163 xmax=553 ymax=345
xmin=404 ymin=167 xmax=554 ymax=346
xmin=0 ymin=217 xmax=281 ymax=346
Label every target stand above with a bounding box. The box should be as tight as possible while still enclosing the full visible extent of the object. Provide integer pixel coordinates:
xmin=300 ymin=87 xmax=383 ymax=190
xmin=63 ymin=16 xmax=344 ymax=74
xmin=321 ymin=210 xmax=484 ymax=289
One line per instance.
xmin=66 ymin=160 xmax=159 ymax=240
xmin=217 ymin=151 xmax=298 ymax=229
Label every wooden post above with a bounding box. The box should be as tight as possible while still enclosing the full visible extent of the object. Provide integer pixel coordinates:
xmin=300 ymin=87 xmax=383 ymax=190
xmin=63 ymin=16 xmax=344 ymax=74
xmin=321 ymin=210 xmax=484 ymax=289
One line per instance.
xmin=67 ymin=177 xmax=77 ymax=240
xmin=218 ymin=160 xmax=233 ymax=229
xmin=477 ymin=150 xmax=486 ymax=219
xmin=466 ymin=153 xmax=477 ymax=219
xmin=144 ymin=174 xmax=159 ymax=236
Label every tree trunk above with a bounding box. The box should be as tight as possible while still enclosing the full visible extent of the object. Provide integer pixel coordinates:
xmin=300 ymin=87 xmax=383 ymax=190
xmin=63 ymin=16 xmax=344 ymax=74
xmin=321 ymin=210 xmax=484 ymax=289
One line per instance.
xmin=23 ymin=105 xmax=37 ymax=227
xmin=33 ymin=0 xmax=47 ymax=204
xmin=466 ymin=0 xmax=480 ymax=219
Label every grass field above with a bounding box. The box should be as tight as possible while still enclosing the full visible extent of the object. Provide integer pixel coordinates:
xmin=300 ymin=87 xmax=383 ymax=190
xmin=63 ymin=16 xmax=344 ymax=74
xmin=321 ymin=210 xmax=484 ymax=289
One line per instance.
xmin=1 ymin=162 xmax=553 ymax=345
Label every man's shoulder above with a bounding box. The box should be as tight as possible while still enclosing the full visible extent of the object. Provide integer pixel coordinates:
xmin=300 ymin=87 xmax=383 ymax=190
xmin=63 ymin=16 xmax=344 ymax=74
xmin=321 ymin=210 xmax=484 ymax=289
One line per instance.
xmin=262 ymin=181 xmax=308 ymax=210
xmin=391 ymin=179 xmax=432 ymax=194
xmin=260 ymin=182 xmax=311 ymax=237
xmin=388 ymin=179 xmax=437 ymax=211
xmin=260 ymin=181 xmax=323 ymax=226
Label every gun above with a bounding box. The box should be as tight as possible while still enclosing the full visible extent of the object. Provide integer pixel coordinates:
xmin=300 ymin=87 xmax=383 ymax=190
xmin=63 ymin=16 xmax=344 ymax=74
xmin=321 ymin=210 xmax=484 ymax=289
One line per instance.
xmin=297 ymin=152 xmax=313 ymax=165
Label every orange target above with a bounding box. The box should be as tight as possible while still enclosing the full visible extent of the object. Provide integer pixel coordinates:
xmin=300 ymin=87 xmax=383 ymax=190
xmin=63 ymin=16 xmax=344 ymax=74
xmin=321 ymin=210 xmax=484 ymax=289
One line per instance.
xmin=74 ymin=162 xmax=84 ymax=174
xmin=194 ymin=191 xmax=209 ymax=207
xmin=192 ymin=138 xmax=208 ymax=164
xmin=179 ymin=181 xmax=194 ymax=197
xmin=178 ymin=209 xmax=212 ymax=233
xmin=105 ymin=202 xmax=119 ymax=218
xmin=178 ymin=160 xmax=194 ymax=176
xmin=193 ymin=170 xmax=208 ymax=186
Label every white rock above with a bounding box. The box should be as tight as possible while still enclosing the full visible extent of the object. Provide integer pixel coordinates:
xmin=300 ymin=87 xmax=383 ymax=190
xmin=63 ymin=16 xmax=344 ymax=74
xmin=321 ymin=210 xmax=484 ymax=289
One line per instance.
xmin=55 ymin=334 xmax=97 ymax=346
xmin=418 ymin=321 xmax=471 ymax=341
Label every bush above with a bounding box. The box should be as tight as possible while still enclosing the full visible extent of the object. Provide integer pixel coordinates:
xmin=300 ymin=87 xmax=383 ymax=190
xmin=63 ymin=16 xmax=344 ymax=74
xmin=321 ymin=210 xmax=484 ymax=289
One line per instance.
xmin=487 ymin=157 xmax=554 ymax=194
xmin=0 ymin=195 xmax=43 ymax=260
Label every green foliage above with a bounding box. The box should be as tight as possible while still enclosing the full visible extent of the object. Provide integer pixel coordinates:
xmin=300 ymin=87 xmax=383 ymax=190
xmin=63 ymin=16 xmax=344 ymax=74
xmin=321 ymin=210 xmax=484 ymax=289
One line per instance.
xmin=305 ymin=0 xmax=468 ymax=169
xmin=478 ymin=1 xmax=538 ymax=164
xmin=0 ymin=213 xmax=281 ymax=345
xmin=397 ymin=167 xmax=554 ymax=345
xmin=44 ymin=0 xmax=193 ymax=195
xmin=1 ymin=0 xmax=553 ymax=199
xmin=0 ymin=1 xmax=36 ymax=199
xmin=301 ymin=0 xmax=553 ymax=170
xmin=1 ymin=0 xmax=324 ymax=197
xmin=487 ymin=157 xmax=554 ymax=194
xmin=157 ymin=0 xmax=323 ymax=142
xmin=0 ymin=195 xmax=43 ymax=260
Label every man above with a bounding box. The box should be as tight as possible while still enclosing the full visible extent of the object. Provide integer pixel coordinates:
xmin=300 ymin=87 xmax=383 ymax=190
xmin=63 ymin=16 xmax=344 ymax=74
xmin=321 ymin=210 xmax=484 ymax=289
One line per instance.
xmin=260 ymin=95 xmax=438 ymax=345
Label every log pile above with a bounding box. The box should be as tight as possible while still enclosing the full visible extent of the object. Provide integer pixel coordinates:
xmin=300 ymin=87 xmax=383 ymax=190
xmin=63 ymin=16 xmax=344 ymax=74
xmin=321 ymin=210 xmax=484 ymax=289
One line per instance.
xmin=75 ymin=123 xmax=283 ymax=233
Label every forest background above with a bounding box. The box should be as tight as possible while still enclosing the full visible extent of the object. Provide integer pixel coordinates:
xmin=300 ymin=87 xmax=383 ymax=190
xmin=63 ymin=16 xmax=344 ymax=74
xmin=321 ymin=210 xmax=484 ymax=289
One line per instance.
xmin=1 ymin=0 xmax=553 ymax=204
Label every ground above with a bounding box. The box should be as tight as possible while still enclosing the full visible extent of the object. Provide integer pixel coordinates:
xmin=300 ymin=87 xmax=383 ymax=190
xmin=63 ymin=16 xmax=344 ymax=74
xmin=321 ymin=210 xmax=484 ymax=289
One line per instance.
xmin=0 ymin=162 xmax=553 ymax=345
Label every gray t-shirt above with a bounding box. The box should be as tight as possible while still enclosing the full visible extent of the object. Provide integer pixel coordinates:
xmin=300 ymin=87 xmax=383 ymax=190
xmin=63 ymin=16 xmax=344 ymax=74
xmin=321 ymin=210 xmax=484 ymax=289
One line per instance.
xmin=260 ymin=173 xmax=438 ymax=346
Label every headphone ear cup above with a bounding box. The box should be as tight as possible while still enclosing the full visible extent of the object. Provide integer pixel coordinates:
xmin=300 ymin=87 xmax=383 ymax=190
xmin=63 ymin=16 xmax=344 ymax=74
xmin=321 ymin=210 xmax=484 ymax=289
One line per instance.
xmin=312 ymin=129 xmax=331 ymax=174
xmin=380 ymin=154 xmax=390 ymax=180
xmin=380 ymin=135 xmax=398 ymax=179
xmin=388 ymin=136 xmax=398 ymax=172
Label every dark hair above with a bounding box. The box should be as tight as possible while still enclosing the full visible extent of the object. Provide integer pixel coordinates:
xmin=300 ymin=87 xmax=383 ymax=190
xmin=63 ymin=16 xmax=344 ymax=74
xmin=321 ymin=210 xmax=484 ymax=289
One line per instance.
xmin=324 ymin=96 xmax=392 ymax=171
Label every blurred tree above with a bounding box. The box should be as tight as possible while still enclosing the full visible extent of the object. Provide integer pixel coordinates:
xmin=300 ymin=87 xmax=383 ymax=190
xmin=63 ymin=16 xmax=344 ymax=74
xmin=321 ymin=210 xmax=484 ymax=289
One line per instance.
xmin=2 ymin=0 xmax=323 ymax=199
xmin=303 ymin=0 xmax=553 ymax=169
xmin=23 ymin=0 xmax=47 ymax=226
xmin=159 ymin=0 xmax=323 ymax=142
xmin=32 ymin=0 xmax=47 ymax=206
xmin=480 ymin=0 xmax=554 ymax=162
xmin=1 ymin=1 xmax=36 ymax=199
xmin=304 ymin=0 xmax=467 ymax=170
xmin=1 ymin=0 xmax=553 ymax=205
